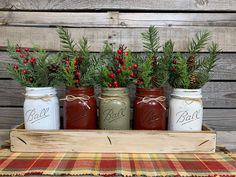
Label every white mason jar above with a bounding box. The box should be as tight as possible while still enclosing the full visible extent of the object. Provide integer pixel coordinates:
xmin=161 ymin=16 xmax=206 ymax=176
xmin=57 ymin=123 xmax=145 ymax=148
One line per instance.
xmin=24 ymin=87 xmax=60 ymax=130
xmin=168 ymin=88 xmax=203 ymax=131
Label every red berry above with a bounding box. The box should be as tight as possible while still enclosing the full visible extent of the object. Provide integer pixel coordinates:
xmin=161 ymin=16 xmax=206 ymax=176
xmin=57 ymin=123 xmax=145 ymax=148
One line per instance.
xmin=16 ymin=47 xmax=21 ymax=52
xmin=124 ymin=51 xmax=129 ymax=56
xmin=24 ymin=48 xmax=29 ymax=52
xmin=172 ymin=59 xmax=177 ymax=64
xmin=66 ymin=67 xmax=70 ymax=72
xmin=172 ymin=67 xmax=176 ymax=73
xmin=117 ymin=49 xmax=122 ymax=54
xmin=22 ymin=69 xmax=27 ymax=74
xmin=113 ymin=81 xmax=118 ymax=87
xmin=109 ymin=73 xmax=115 ymax=79
xmin=130 ymin=72 xmax=135 ymax=77
xmin=20 ymin=53 xmax=24 ymax=58
xmin=74 ymin=59 xmax=78 ymax=65
xmin=30 ymin=57 xmax=36 ymax=63
xmin=133 ymin=64 xmax=138 ymax=69
xmin=128 ymin=65 xmax=132 ymax=69
xmin=76 ymin=71 xmax=81 ymax=77
xmin=122 ymin=65 xmax=126 ymax=69
xmin=13 ymin=64 xmax=18 ymax=69
xmin=115 ymin=55 xmax=120 ymax=60
xmin=64 ymin=60 xmax=69 ymax=65
xmin=24 ymin=58 xmax=28 ymax=63
xmin=119 ymin=59 xmax=124 ymax=65
xmin=29 ymin=77 xmax=33 ymax=82
xmin=113 ymin=80 xmax=118 ymax=85
xmin=116 ymin=68 xmax=121 ymax=73
xmin=108 ymin=83 xmax=112 ymax=88
xmin=75 ymin=80 xmax=80 ymax=84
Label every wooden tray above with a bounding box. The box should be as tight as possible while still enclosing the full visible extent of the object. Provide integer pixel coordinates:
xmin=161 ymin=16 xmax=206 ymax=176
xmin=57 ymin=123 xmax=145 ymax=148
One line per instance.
xmin=10 ymin=124 xmax=216 ymax=153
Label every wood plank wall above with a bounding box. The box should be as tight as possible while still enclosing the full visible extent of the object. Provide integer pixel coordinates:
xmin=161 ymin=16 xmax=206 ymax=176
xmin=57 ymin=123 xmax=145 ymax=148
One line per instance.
xmin=0 ymin=0 xmax=235 ymax=130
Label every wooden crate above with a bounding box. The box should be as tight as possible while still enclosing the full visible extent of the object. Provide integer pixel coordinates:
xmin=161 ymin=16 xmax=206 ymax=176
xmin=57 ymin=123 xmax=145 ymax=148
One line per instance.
xmin=10 ymin=124 xmax=216 ymax=153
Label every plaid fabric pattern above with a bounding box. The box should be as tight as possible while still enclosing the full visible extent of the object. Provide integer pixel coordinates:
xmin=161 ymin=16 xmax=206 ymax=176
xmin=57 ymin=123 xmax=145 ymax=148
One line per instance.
xmin=0 ymin=149 xmax=235 ymax=176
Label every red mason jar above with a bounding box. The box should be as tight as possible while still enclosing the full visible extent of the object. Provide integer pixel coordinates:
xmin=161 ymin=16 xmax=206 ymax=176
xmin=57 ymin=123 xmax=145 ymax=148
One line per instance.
xmin=63 ymin=87 xmax=97 ymax=129
xmin=133 ymin=87 xmax=167 ymax=130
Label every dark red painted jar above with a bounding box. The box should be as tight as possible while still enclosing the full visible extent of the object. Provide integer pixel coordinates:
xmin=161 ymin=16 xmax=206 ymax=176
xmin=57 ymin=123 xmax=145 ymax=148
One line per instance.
xmin=133 ymin=87 xmax=167 ymax=130
xmin=63 ymin=87 xmax=97 ymax=129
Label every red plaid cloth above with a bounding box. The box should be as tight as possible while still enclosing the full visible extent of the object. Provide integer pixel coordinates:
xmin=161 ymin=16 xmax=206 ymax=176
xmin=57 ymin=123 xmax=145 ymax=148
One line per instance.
xmin=0 ymin=149 xmax=235 ymax=176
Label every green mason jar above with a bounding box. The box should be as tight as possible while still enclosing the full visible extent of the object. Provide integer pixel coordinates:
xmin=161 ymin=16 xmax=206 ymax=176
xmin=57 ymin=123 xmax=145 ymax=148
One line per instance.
xmin=99 ymin=87 xmax=130 ymax=130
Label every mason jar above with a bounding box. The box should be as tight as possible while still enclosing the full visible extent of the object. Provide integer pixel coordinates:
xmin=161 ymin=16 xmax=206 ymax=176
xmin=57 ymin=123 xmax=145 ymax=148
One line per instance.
xmin=24 ymin=87 xmax=60 ymax=130
xmin=63 ymin=87 xmax=97 ymax=129
xmin=168 ymin=88 xmax=203 ymax=131
xmin=99 ymin=88 xmax=130 ymax=130
xmin=133 ymin=87 xmax=167 ymax=130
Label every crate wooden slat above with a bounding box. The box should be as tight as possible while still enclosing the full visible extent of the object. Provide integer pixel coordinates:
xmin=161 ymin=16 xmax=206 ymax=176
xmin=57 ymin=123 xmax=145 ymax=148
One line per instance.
xmin=10 ymin=124 xmax=216 ymax=153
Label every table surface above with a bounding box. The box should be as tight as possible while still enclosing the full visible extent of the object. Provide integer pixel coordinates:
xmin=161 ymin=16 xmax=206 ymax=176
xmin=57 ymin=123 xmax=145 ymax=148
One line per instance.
xmin=0 ymin=129 xmax=235 ymax=177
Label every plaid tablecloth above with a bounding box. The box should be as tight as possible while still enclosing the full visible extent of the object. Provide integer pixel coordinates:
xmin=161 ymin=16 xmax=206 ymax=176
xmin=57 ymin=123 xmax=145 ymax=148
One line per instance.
xmin=0 ymin=149 xmax=235 ymax=176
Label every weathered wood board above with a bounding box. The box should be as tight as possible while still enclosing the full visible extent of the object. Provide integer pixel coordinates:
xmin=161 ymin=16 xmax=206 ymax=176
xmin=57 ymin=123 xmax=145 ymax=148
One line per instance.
xmin=0 ymin=26 xmax=235 ymax=52
xmin=10 ymin=124 xmax=216 ymax=153
xmin=0 ymin=0 xmax=235 ymax=11
xmin=1 ymin=12 xmax=236 ymax=27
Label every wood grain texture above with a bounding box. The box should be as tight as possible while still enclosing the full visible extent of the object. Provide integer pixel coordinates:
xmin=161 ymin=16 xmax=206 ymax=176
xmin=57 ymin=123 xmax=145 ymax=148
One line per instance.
xmin=1 ymin=130 xmax=236 ymax=153
xmin=0 ymin=108 xmax=23 ymax=129
xmin=1 ymin=12 xmax=236 ymax=27
xmin=217 ymin=131 xmax=236 ymax=151
xmin=0 ymin=26 xmax=235 ymax=52
xmin=10 ymin=126 xmax=216 ymax=153
xmin=0 ymin=0 xmax=235 ymax=11
xmin=203 ymin=109 xmax=236 ymax=131
xmin=1 ymin=53 xmax=236 ymax=80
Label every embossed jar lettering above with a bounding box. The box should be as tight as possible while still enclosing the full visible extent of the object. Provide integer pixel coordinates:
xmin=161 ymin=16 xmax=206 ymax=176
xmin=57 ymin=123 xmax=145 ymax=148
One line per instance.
xmin=63 ymin=87 xmax=97 ymax=129
xmin=99 ymin=88 xmax=130 ymax=130
xmin=168 ymin=88 xmax=203 ymax=131
xmin=24 ymin=87 xmax=60 ymax=130
xmin=133 ymin=88 xmax=167 ymax=130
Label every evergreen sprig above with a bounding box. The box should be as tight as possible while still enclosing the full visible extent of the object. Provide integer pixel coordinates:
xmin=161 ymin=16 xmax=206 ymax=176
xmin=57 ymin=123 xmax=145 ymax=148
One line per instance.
xmin=168 ymin=31 xmax=220 ymax=89
xmin=57 ymin=27 xmax=103 ymax=88
xmin=57 ymin=26 xmax=77 ymax=56
xmin=100 ymin=43 xmax=136 ymax=88
xmin=141 ymin=25 xmax=160 ymax=57
xmin=136 ymin=26 xmax=172 ymax=88
xmin=188 ymin=31 xmax=210 ymax=56
xmin=169 ymin=53 xmax=190 ymax=89
xmin=6 ymin=42 xmax=61 ymax=87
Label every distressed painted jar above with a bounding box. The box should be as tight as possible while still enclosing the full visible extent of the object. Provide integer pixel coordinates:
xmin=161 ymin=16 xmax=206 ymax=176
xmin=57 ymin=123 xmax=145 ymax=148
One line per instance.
xmin=99 ymin=88 xmax=130 ymax=130
xmin=133 ymin=87 xmax=167 ymax=130
xmin=63 ymin=87 xmax=97 ymax=129
xmin=24 ymin=87 xmax=60 ymax=130
xmin=168 ymin=88 xmax=203 ymax=131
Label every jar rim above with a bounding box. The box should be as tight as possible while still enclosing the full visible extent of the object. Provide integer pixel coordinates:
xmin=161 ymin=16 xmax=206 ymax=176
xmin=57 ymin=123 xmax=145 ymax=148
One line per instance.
xmin=102 ymin=87 xmax=128 ymax=91
xmin=26 ymin=87 xmax=55 ymax=91
xmin=66 ymin=87 xmax=94 ymax=91
xmin=173 ymin=88 xmax=201 ymax=92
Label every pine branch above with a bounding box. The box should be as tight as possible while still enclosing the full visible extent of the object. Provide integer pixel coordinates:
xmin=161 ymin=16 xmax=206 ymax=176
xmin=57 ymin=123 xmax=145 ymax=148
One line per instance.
xmin=141 ymin=26 xmax=160 ymax=56
xmin=57 ymin=26 xmax=77 ymax=55
xmin=188 ymin=31 xmax=211 ymax=56
xmin=169 ymin=53 xmax=190 ymax=89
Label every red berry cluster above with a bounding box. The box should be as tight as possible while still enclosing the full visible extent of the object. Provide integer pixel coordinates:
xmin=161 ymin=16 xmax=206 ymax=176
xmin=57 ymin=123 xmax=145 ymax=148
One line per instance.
xmin=107 ymin=46 xmax=138 ymax=88
xmin=13 ymin=46 xmax=36 ymax=83
xmin=63 ymin=57 xmax=81 ymax=87
xmin=171 ymin=57 xmax=177 ymax=73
